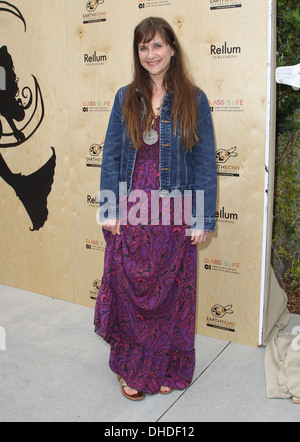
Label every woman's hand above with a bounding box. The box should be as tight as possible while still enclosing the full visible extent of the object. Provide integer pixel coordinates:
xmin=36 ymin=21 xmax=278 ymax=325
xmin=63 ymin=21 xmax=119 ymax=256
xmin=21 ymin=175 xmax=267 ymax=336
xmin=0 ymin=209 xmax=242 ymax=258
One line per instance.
xmin=190 ymin=230 xmax=210 ymax=246
xmin=102 ymin=219 xmax=121 ymax=236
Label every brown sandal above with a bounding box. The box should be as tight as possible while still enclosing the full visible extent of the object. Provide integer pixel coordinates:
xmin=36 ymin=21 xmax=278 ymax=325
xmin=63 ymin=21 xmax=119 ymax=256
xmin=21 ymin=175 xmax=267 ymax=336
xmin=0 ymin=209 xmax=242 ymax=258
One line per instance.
xmin=117 ymin=375 xmax=145 ymax=401
xmin=293 ymin=396 xmax=300 ymax=404
xmin=159 ymin=386 xmax=174 ymax=395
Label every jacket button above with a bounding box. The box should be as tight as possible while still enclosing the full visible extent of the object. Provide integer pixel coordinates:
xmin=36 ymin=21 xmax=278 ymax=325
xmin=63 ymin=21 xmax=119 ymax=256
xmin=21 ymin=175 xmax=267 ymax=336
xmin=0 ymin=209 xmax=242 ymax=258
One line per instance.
xmin=127 ymin=170 xmax=131 ymax=175
xmin=160 ymin=189 xmax=169 ymax=196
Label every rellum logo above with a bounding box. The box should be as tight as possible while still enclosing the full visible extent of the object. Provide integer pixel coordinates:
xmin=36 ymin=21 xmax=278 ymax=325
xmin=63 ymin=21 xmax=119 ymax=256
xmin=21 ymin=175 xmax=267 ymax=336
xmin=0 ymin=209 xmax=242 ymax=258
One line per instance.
xmin=211 ymin=42 xmax=241 ymax=56
xmin=84 ymin=51 xmax=107 ymax=64
xmin=215 ymin=207 xmax=238 ymax=222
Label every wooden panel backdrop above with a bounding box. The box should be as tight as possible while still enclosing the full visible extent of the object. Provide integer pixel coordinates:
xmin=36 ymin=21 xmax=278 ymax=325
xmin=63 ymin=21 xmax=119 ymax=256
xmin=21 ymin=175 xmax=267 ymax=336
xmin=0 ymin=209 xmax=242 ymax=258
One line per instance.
xmin=0 ymin=0 xmax=276 ymax=347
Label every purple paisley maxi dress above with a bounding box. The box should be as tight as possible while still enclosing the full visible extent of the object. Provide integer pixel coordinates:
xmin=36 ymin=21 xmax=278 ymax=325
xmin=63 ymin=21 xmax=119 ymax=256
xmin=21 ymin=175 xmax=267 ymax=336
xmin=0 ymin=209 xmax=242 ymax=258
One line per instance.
xmin=94 ymin=117 xmax=197 ymax=394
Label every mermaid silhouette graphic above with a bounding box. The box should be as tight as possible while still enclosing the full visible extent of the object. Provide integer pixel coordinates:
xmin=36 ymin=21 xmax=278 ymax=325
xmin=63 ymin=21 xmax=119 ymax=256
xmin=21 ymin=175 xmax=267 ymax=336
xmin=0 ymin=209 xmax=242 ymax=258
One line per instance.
xmin=0 ymin=2 xmax=56 ymax=231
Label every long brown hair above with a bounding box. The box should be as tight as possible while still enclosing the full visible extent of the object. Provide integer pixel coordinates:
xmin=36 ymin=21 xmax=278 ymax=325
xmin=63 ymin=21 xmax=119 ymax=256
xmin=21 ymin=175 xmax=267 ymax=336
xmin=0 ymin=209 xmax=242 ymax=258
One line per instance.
xmin=123 ymin=17 xmax=200 ymax=151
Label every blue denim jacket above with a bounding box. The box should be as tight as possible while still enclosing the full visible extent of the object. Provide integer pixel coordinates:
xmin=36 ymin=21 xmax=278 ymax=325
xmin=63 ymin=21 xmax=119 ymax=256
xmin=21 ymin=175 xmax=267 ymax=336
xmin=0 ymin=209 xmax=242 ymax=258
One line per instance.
xmin=100 ymin=85 xmax=217 ymax=231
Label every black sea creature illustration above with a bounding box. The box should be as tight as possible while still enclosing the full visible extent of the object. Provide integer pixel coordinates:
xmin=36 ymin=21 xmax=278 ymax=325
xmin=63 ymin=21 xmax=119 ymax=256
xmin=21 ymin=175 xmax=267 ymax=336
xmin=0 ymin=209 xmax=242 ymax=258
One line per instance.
xmin=0 ymin=2 xmax=56 ymax=231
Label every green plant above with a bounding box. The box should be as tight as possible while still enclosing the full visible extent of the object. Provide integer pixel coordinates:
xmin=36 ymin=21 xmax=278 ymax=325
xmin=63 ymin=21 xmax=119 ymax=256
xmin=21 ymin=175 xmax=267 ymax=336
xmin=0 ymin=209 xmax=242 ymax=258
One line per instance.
xmin=272 ymin=0 xmax=300 ymax=310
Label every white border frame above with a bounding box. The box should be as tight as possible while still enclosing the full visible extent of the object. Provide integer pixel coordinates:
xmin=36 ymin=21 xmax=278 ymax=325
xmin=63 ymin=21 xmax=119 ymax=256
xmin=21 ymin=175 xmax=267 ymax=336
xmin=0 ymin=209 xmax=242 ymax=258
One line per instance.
xmin=258 ymin=0 xmax=276 ymax=345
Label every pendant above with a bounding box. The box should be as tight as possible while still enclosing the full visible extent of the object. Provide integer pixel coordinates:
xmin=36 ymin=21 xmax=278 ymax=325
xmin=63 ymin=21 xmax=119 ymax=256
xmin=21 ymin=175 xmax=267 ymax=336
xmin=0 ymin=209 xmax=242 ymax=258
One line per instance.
xmin=143 ymin=129 xmax=159 ymax=146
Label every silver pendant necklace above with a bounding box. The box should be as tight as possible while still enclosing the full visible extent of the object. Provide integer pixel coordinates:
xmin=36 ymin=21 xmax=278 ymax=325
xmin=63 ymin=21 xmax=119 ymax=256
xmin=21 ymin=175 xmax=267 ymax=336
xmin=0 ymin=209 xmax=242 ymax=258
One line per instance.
xmin=143 ymin=128 xmax=159 ymax=146
xmin=143 ymin=102 xmax=162 ymax=146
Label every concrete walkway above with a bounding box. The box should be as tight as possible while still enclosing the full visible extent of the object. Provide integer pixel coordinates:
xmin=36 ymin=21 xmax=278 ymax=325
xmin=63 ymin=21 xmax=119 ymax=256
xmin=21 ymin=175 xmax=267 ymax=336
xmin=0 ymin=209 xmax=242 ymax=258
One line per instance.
xmin=0 ymin=284 xmax=299 ymax=422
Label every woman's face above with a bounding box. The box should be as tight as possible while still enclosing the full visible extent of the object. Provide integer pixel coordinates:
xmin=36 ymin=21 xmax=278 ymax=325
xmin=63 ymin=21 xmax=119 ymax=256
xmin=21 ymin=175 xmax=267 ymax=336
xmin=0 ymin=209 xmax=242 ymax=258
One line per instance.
xmin=138 ymin=33 xmax=174 ymax=82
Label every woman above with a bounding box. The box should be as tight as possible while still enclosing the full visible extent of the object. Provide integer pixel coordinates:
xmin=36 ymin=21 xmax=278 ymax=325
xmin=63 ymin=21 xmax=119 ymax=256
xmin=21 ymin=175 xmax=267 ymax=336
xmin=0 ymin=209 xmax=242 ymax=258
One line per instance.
xmin=95 ymin=17 xmax=217 ymax=400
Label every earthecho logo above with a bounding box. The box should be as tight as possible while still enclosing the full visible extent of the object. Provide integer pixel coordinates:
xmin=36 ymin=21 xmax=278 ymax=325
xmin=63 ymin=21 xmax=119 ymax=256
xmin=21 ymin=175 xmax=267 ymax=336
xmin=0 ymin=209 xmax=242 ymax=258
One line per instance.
xmin=207 ymin=304 xmax=236 ymax=333
xmin=86 ymin=0 xmax=104 ymax=12
xmin=83 ymin=0 xmax=106 ymax=24
xmin=86 ymin=143 xmax=103 ymax=168
xmin=210 ymin=0 xmax=242 ymax=11
xmin=216 ymin=146 xmax=241 ymax=178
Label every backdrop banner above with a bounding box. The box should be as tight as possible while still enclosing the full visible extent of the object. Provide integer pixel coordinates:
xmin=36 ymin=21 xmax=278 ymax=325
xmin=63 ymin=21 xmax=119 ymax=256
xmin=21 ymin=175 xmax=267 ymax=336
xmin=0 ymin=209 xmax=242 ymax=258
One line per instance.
xmin=0 ymin=0 xmax=277 ymax=347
